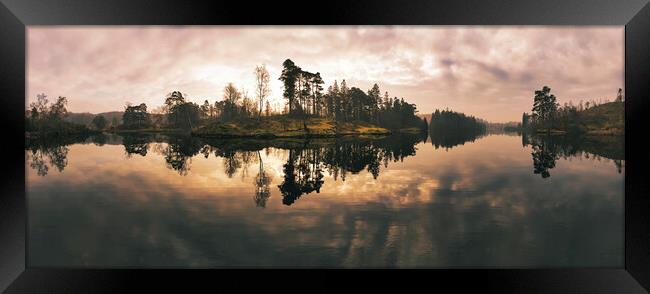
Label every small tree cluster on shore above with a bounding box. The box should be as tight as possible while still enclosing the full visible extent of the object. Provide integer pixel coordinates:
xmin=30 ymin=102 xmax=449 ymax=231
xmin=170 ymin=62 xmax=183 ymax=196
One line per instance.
xmin=279 ymin=59 xmax=424 ymax=130
xmin=522 ymin=86 xmax=624 ymax=134
xmin=429 ymin=109 xmax=486 ymax=134
xmin=122 ymin=103 xmax=152 ymax=129
xmin=26 ymin=93 xmax=89 ymax=135
xmin=428 ymin=109 xmax=486 ymax=149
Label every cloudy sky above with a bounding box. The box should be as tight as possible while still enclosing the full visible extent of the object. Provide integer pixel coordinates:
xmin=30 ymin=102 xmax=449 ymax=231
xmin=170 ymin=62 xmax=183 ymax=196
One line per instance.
xmin=27 ymin=26 xmax=623 ymax=122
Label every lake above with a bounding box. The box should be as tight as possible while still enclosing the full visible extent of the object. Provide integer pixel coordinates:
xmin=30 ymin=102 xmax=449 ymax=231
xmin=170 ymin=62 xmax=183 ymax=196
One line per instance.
xmin=26 ymin=132 xmax=624 ymax=268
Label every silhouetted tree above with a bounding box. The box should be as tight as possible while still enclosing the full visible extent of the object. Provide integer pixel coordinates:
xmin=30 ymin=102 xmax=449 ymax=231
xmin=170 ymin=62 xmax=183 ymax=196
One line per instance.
xmin=171 ymin=102 xmax=201 ymax=129
xmin=163 ymin=91 xmax=200 ymax=129
xmin=164 ymin=91 xmax=186 ymax=109
xmin=48 ymin=96 xmax=69 ymax=121
xmin=367 ymin=83 xmax=381 ymax=123
xmin=122 ymin=103 xmax=151 ymax=129
xmin=201 ymin=100 xmax=211 ymax=119
xmin=522 ymin=112 xmax=530 ymax=129
xmin=531 ymin=86 xmax=559 ymax=131
xmin=279 ymin=59 xmax=300 ymax=115
xmin=221 ymin=83 xmax=242 ymax=120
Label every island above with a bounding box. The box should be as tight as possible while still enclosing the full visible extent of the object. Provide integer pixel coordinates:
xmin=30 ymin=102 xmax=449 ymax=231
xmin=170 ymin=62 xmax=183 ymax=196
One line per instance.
xmin=26 ymin=59 xmax=428 ymax=139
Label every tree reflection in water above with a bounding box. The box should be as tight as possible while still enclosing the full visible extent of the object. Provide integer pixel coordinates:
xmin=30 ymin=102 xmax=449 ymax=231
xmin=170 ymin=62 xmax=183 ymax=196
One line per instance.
xmin=429 ymin=127 xmax=485 ymax=150
xmin=133 ymin=134 xmax=424 ymax=205
xmin=254 ymin=150 xmax=272 ymax=208
xmin=531 ymin=142 xmax=557 ymax=178
xmin=278 ymin=148 xmax=325 ymax=205
xmin=26 ymin=131 xmax=624 ymax=205
xmin=614 ymin=160 xmax=624 ymax=174
xmin=28 ymin=145 xmax=69 ymax=176
xmin=122 ymin=134 xmax=151 ymax=157
xmin=25 ymin=135 xmax=86 ymax=176
xmin=158 ymin=136 xmax=203 ymax=176
xmin=523 ymin=133 xmax=625 ymax=178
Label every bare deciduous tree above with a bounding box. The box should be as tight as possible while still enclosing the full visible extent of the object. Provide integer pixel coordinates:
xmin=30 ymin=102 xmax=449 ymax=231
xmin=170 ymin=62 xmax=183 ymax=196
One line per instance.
xmin=254 ymin=64 xmax=271 ymax=117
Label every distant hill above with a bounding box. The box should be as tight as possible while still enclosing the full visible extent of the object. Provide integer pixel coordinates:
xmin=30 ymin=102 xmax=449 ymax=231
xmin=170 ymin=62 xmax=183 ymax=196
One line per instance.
xmin=526 ymin=101 xmax=624 ymax=135
xmin=577 ymin=101 xmax=624 ymax=135
xmin=485 ymin=122 xmax=520 ymax=133
xmin=65 ymin=111 xmax=124 ymax=126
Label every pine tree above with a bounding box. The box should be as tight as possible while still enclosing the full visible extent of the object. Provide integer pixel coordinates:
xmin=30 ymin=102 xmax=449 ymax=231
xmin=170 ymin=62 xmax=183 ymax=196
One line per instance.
xmin=279 ymin=59 xmax=299 ymax=114
xmin=339 ymin=79 xmax=349 ymax=121
xmin=368 ymin=84 xmax=381 ymax=123
xmin=616 ymin=88 xmax=624 ymax=102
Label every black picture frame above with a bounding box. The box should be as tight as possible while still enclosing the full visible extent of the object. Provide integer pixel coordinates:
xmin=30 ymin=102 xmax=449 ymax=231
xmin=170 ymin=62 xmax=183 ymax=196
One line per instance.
xmin=1 ymin=0 xmax=649 ymax=292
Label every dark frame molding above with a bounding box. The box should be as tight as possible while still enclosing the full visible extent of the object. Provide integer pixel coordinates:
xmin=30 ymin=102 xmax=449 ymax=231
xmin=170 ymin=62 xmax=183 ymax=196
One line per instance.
xmin=1 ymin=0 xmax=649 ymax=292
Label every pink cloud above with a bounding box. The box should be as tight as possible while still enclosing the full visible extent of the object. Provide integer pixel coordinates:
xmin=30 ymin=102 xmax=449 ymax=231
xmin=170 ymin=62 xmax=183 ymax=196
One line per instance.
xmin=27 ymin=26 xmax=623 ymax=122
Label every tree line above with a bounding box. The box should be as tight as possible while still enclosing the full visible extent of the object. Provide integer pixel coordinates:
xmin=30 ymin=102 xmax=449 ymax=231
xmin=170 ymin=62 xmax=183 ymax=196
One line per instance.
xmin=28 ymin=59 xmax=427 ymax=133
xmin=26 ymin=93 xmax=94 ymax=135
xmin=521 ymin=86 xmax=624 ymax=134
xmin=28 ymin=59 xmax=427 ymax=130
xmin=117 ymin=59 xmax=426 ymax=131
xmin=279 ymin=59 xmax=425 ymax=130
xmin=428 ymin=109 xmax=487 ymax=149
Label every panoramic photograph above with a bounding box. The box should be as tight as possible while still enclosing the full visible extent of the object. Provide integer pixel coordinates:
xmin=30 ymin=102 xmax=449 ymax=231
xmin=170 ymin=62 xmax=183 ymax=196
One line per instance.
xmin=25 ymin=26 xmax=624 ymax=267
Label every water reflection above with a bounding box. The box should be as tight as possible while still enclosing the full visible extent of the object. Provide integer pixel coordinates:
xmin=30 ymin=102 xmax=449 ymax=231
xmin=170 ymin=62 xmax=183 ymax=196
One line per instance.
xmin=26 ymin=133 xmax=126 ymax=176
xmin=25 ymin=134 xmax=85 ymax=176
xmin=523 ymin=133 xmax=625 ymax=178
xmin=26 ymin=133 xmax=624 ymax=267
xmin=28 ymin=145 xmax=69 ymax=176
xmin=429 ymin=128 xmax=485 ymax=150
xmin=159 ymin=136 xmax=203 ymax=176
xmin=254 ymin=150 xmax=273 ymax=208
xmin=25 ymin=132 xmax=626 ymax=188
xmin=122 ymin=134 xmax=151 ymax=157
xmin=279 ymin=148 xmax=325 ymax=205
xmin=26 ymin=133 xmax=428 ymax=201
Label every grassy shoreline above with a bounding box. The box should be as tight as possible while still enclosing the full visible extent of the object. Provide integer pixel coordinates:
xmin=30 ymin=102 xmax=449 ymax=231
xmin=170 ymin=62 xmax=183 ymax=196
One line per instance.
xmin=529 ymin=101 xmax=624 ymax=136
xmin=533 ymin=128 xmax=624 ymax=136
xmin=190 ymin=117 xmax=394 ymax=139
xmin=112 ymin=128 xmax=190 ymax=135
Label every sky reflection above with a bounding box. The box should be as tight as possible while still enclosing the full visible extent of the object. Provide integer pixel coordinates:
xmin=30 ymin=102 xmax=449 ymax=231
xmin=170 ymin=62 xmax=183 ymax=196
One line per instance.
xmin=27 ymin=135 xmax=623 ymax=267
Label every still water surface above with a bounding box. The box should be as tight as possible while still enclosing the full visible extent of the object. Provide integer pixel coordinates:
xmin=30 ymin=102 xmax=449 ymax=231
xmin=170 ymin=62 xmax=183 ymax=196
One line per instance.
xmin=26 ymin=132 xmax=624 ymax=267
